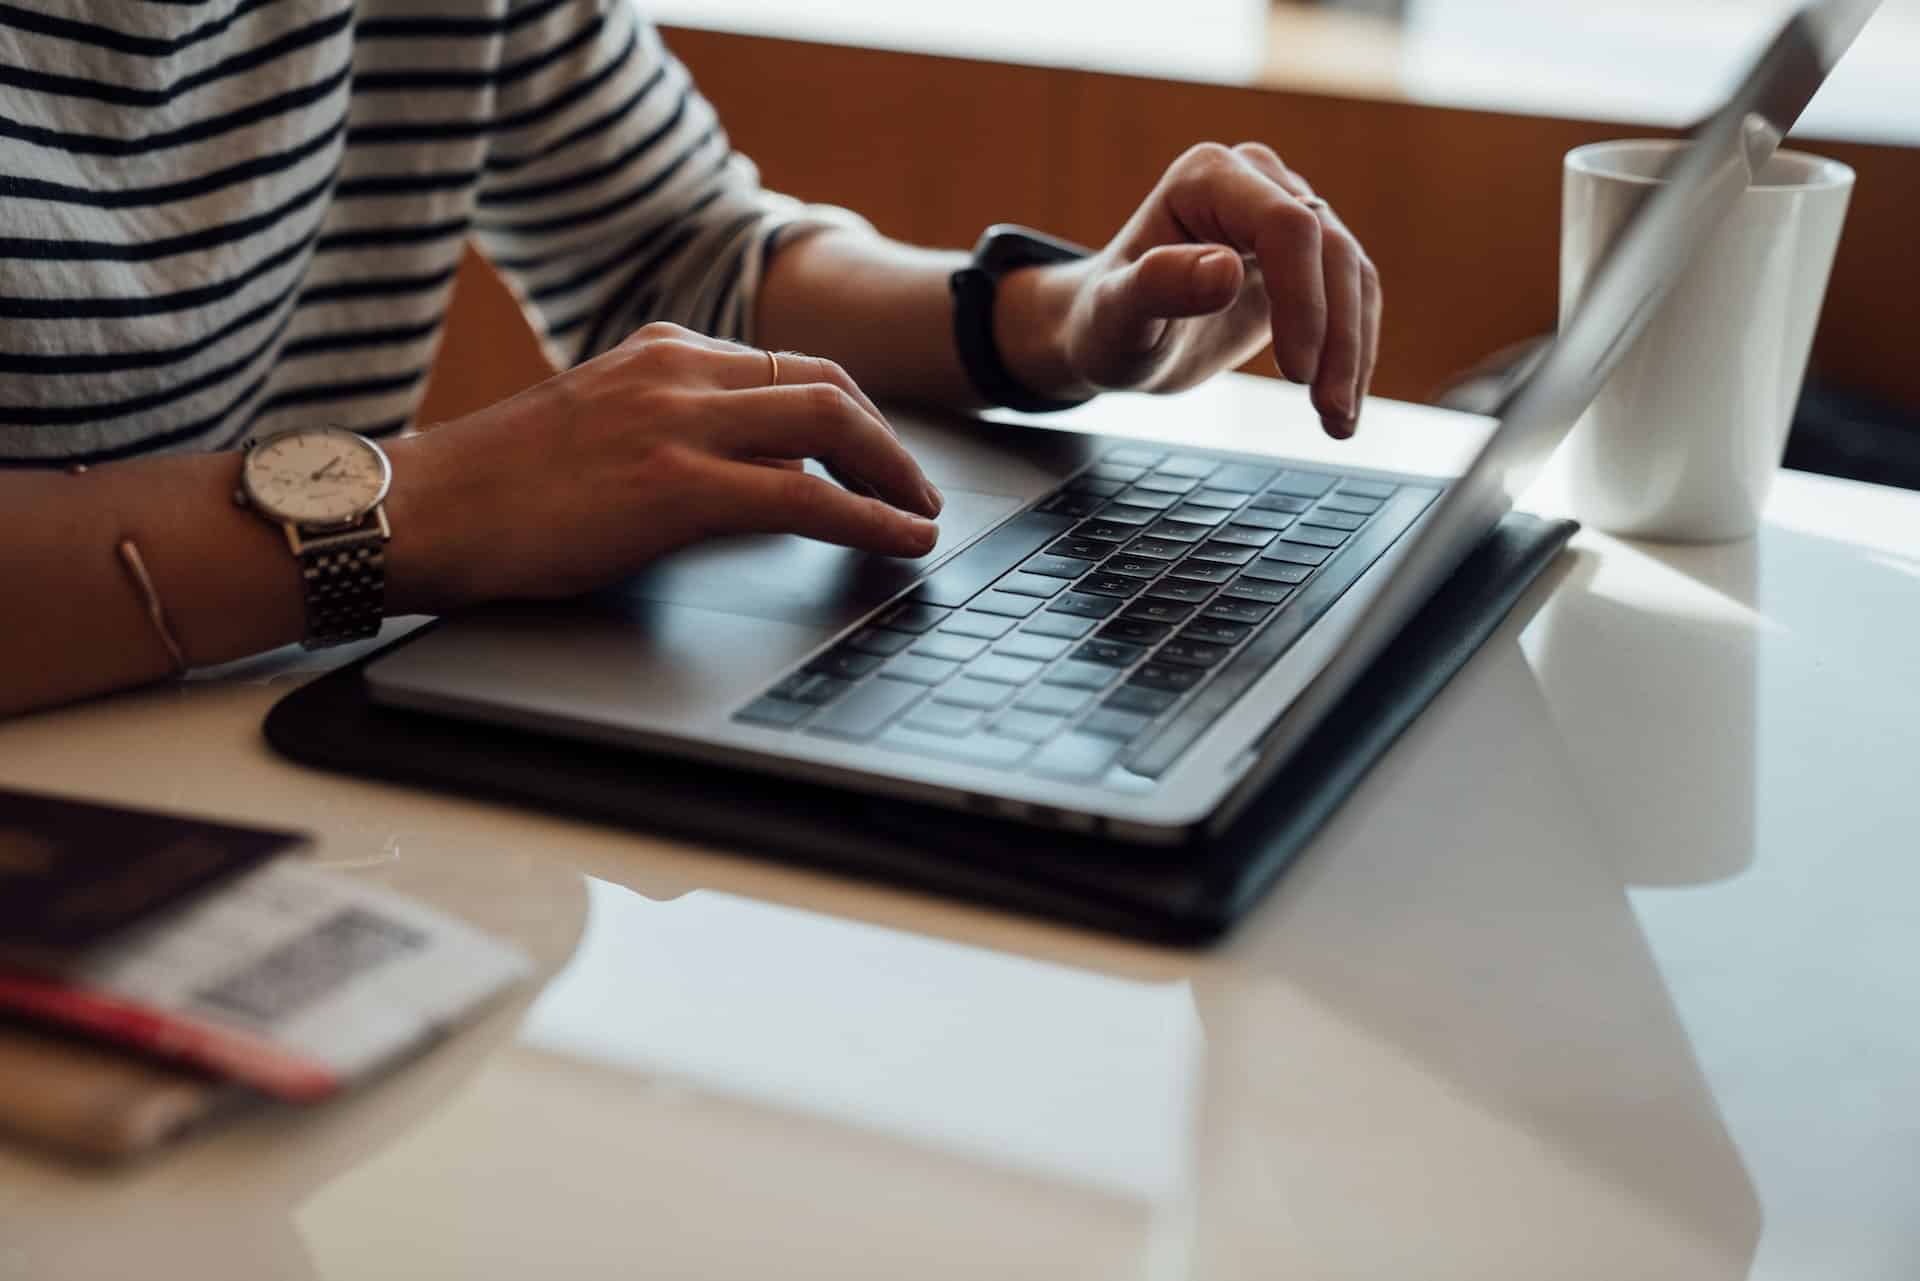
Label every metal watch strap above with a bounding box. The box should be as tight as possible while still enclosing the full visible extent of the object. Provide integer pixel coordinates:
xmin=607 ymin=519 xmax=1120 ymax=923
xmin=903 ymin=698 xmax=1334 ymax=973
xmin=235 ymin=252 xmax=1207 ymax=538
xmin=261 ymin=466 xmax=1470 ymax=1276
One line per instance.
xmin=297 ymin=526 xmax=386 ymax=649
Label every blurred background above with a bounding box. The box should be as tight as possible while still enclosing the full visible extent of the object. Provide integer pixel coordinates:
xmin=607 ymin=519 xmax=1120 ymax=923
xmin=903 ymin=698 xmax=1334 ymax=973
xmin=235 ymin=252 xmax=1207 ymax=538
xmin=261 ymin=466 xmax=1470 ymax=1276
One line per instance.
xmin=422 ymin=0 xmax=1920 ymax=488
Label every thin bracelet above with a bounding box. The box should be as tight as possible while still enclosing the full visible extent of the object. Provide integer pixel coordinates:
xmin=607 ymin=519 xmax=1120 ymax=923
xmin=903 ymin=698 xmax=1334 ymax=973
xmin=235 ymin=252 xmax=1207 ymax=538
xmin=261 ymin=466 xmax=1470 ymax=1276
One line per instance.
xmin=116 ymin=537 xmax=187 ymax=677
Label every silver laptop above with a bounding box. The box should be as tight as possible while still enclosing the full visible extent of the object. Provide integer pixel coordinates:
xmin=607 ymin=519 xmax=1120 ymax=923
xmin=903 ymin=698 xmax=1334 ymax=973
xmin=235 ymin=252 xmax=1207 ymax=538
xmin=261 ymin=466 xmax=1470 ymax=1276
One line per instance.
xmin=367 ymin=2 xmax=1875 ymax=846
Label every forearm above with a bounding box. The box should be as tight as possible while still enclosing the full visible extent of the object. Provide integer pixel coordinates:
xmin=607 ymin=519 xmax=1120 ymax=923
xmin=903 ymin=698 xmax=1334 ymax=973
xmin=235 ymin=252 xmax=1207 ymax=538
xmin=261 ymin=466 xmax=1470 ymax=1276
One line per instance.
xmin=0 ymin=440 xmax=444 ymax=719
xmin=753 ymin=227 xmax=1081 ymax=408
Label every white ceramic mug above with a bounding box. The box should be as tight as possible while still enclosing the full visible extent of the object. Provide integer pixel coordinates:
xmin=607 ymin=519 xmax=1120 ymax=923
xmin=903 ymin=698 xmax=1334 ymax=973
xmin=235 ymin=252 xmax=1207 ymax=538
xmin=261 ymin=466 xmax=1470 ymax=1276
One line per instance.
xmin=1556 ymin=140 xmax=1853 ymax=542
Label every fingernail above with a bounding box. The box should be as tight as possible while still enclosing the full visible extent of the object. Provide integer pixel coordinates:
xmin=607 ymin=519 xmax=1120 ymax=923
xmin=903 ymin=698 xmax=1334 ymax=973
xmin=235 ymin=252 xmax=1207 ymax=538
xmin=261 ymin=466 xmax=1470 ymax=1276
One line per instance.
xmin=1197 ymin=248 xmax=1238 ymax=291
xmin=908 ymin=515 xmax=940 ymax=550
xmin=922 ymin=481 xmax=945 ymax=517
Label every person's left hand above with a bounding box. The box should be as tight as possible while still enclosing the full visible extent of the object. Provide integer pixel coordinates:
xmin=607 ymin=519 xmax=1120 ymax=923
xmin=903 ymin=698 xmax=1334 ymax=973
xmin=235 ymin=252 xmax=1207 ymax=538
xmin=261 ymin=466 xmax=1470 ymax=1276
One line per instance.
xmin=996 ymin=142 xmax=1381 ymax=438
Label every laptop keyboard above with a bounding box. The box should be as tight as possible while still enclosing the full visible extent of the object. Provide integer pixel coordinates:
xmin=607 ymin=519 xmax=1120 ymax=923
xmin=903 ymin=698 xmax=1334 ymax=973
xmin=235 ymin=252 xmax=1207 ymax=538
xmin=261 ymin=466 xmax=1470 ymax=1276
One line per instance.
xmin=734 ymin=447 xmax=1438 ymax=786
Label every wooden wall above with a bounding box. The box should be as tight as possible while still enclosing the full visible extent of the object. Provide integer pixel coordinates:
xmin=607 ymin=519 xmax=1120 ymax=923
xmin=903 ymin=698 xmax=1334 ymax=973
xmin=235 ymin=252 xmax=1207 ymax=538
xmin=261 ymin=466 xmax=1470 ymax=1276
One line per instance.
xmin=417 ymin=26 xmax=1920 ymax=428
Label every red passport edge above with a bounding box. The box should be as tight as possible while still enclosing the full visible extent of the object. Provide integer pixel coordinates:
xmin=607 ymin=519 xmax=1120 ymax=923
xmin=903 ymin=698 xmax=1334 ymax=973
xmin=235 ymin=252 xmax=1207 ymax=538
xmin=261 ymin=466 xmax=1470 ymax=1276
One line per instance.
xmin=0 ymin=973 xmax=338 ymax=1103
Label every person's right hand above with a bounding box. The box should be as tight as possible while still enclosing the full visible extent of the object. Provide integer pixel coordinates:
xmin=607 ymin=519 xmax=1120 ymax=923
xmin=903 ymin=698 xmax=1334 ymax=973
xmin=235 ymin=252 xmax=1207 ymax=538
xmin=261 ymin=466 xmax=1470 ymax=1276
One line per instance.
xmin=384 ymin=323 xmax=943 ymax=613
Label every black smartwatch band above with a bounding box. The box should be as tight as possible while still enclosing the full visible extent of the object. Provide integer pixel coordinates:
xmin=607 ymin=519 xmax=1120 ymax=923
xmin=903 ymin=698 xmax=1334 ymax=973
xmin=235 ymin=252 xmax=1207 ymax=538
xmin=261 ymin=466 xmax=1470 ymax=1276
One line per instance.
xmin=949 ymin=224 xmax=1092 ymax=414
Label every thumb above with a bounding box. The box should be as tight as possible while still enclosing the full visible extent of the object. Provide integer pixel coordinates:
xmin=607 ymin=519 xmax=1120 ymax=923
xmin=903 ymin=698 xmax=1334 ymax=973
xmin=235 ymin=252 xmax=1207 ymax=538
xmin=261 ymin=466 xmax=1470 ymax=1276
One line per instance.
xmin=1085 ymin=244 xmax=1245 ymax=382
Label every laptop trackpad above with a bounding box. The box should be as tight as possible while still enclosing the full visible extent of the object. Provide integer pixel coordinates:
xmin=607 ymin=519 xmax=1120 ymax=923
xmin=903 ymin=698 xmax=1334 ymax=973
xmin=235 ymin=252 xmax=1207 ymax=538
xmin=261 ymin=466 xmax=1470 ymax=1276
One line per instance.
xmin=604 ymin=487 xmax=1023 ymax=630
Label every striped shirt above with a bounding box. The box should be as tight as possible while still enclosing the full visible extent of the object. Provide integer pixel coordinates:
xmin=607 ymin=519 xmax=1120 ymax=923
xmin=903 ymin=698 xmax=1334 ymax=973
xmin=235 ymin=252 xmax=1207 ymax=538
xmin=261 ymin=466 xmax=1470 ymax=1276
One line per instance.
xmin=0 ymin=0 xmax=854 ymax=467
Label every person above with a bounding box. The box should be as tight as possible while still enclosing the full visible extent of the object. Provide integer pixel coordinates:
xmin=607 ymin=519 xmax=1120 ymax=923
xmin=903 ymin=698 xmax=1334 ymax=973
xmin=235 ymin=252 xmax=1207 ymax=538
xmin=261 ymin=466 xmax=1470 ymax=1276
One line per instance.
xmin=0 ymin=1 xmax=1380 ymax=720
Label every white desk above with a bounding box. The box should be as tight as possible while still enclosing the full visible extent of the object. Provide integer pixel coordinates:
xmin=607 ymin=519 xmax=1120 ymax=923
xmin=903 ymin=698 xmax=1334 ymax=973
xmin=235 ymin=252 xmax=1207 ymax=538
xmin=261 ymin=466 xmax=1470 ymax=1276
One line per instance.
xmin=2 ymin=375 xmax=1916 ymax=1281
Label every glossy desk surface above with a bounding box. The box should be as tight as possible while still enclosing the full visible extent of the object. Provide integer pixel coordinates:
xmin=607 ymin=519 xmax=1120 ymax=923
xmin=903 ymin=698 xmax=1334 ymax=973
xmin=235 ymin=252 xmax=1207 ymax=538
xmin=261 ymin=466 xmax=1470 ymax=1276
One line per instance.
xmin=2 ymin=375 xmax=1916 ymax=1280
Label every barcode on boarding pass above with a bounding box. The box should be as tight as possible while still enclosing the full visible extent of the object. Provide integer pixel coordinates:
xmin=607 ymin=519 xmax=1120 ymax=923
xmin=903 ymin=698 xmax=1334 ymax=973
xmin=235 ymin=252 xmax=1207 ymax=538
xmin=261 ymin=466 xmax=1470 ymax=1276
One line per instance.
xmin=191 ymin=906 xmax=425 ymax=1026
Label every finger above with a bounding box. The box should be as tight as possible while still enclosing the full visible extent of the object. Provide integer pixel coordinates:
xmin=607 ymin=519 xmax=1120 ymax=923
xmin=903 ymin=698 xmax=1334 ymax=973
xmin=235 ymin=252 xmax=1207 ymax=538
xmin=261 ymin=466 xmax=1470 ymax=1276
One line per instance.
xmin=1084 ymin=243 xmax=1246 ymax=385
xmin=699 ymin=456 xmax=941 ymax=559
xmin=1311 ymin=223 xmax=1367 ymax=437
xmin=705 ymin=382 xmax=940 ymax=518
xmin=767 ymin=352 xmax=897 ymax=445
xmin=1232 ymin=142 xmax=1313 ymax=200
xmin=1164 ymin=145 xmax=1327 ymax=386
xmin=1356 ymin=256 xmax=1383 ymax=428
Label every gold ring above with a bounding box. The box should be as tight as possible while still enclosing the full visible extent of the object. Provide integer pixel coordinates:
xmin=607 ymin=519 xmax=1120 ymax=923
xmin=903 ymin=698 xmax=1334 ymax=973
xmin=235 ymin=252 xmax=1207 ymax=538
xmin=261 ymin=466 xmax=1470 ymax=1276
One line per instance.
xmin=765 ymin=349 xmax=781 ymax=387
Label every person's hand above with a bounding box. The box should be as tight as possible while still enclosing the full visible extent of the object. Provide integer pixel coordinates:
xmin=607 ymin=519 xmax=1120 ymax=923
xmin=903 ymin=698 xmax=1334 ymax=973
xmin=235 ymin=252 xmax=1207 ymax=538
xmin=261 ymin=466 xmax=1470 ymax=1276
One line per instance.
xmin=998 ymin=142 xmax=1382 ymax=438
xmin=385 ymin=323 xmax=943 ymax=612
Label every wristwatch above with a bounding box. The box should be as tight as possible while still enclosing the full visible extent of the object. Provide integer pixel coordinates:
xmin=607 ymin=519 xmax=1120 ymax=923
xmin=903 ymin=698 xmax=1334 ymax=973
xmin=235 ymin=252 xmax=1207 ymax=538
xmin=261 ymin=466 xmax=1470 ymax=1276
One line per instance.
xmin=235 ymin=426 xmax=393 ymax=650
xmin=950 ymin=224 xmax=1092 ymax=414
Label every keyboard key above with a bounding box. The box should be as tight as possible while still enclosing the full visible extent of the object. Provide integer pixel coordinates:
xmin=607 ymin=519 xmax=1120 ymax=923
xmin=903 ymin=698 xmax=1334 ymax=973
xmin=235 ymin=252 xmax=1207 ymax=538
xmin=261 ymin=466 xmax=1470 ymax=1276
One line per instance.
xmin=971 ymin=590 xmax=1045 ymax=618
xmin=1096 ymin=502 xmax=1160 ymax=526
xmin=880 ymin=725 xmax=1034 ymax=768
xmin=1206 ymin=463 xmax=1279 ymax=493
xmin=1123 ymin=598 xmax=1196 ymax=625
xmin=1339 ymin=479 xmax=1397 ymax=499
xmin=1044 ymin=661 xmax=1120 ymax=690
xmin=882 ymin=653 xmax=962 ymax=685
xmin=1283 ymin=524 xmax=1349 ymax=549
xmin=1262 ymin=543 xmax=1332 ymax=566
xmin=1181 ymin=618 xmax=1252 ymax=646
xmin=1300 ymin=508 xmax=1367 ymax=532
xmin=1319 ymin=492 xmax=1383 ymax=515
xmin=1126 ymin=536 xmax=1187 ymax=560
xmin=808 ymin=649 xmax=883 ymax=680
xmin=1016 ymin=683 xmax=1095 ymax=715
xmin=1039 ymin=490 xmax=1106 ymax=517
xmin=1145 ymin=519 xmax=1210 ymax=543
xmin=845 ymin=627 xmax=914 ymax=657
xmin=995 ymin=632 xmax=1071 ymax=661
xmin=735 ymin=696 xmax=814 ymax=727
xmin=1189 ymin=541 xmax=1259 ymax=566
xmin=1239 ymin=559 xmax=1312 ymax=584
xmin=1101 ymin=554 xmax=1164 ymax=579
xmin=771 ymin=672 xmax=852 ymax=704
xmin=1168 ymin=559 xmax=1237 ymax=585
xmin=1047 ymin=536 xmax=1123 ymax=561
xmin=1186 ymin=488 xmax=1246 ymax=510
xmin=941 ymin=610 xmax=1019 ymax=639
xmin=1247 ymin=492 xmax=1311 ymax=514
xmin=1023 ymin=611 xmax=1098 ymax=639
xmin=1019 ymin=553 xmax=1090 ymax=580
xmin=1114 ymin=486 xmax=1181 ymax=510
xmin=807 ymin=677 xmax=924 ymax=740
xmin=1077 ymin=574 xmax=1144 ymax=599
xmin=1233 ymin=508 xmax=1297 ymax=531
xmin=910 ymin=512 xmax=1075 ymax=607
xmin=1143 ymin=579 xmax=1216 ymax=605
xmin=1135 ymin=472 xmax=1200 ymax=494
xmin=1155 ymin=454 xmax=1220 ymax=479
xmin=995 ymin=570 xmax=1070 ymax=598
xmin=1130 ymin=663 xmax=1204 ymax=693
xmin=1098 ymin=617 xmax=1172 ymax=646
xmin=1103 ymin=447 xmax=1165 ymax=468
xmin=1067 ymin=476 xmax=1127 ymax=498
xmin=1211 ymin=524 xmax=1279 ymax=548
xmin=1221 ymin=579 xmax=1294 ymax=605
xmin=1075 ymin=638 xmax=1146 ymax=667
xmin=1030 ymin=732 xmax=1126 ymax=781
xmin=1157 ymin=639 xmax=1230 ymax=669
xmin=1203 ymin=598 xmax=1277 ymax=624
xmin=1105 ymin=685 xmax=1180 ymax=716
xmin=1075 ymin=517 xmax=1144 ymax=542
xmin=877 ymin=602 xmax=950 ymax=633
xmin=904 ymin=701 xmax=983 ymax=735
xmin=1167 ymin=503 xmax=1230 ymax=526
xmin=1080 ymin=708 xmax=1154 ymax=741
xmin=1045 ymin=592 xmax=1120 ymax=620
xmin=911 ymin=633 xmax=988 ymax=663
xmin=933 ymin=676 xmax=1018 ymax=710
xmin=1269 ymin=470 xmax=1336 ymax=497
xmin=1087 ymin=462 xmax=1148 ymax=483
xmin=966 ymin=654 xmax=1045 ymax=685
xmin=992 ymin=708 xmax=1069 ymax=743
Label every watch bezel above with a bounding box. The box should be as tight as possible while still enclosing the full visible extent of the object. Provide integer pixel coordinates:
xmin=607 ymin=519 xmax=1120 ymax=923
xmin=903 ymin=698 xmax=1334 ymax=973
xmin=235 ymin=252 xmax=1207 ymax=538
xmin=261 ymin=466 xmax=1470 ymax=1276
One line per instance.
xmin=239 ymin=425 xmax=393 ymax=531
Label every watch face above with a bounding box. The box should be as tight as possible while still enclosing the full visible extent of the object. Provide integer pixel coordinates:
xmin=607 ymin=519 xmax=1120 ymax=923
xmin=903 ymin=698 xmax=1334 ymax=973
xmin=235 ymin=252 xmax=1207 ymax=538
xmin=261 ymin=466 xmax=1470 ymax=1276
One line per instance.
xmin=242 ymin=428 xmax=390 ymax=526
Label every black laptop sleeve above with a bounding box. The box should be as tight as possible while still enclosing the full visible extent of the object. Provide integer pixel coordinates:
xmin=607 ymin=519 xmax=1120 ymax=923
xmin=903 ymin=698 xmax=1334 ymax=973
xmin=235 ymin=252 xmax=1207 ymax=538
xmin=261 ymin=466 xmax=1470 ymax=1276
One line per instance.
xmin=265 ymin=512 xmax=1576 ymax=945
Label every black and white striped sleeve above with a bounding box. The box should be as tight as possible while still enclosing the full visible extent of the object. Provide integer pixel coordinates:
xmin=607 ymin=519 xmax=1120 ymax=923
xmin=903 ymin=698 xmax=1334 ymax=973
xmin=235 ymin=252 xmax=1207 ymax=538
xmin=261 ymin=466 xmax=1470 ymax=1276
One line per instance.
xmin=470 ymin=0 xmax=864 ymax=366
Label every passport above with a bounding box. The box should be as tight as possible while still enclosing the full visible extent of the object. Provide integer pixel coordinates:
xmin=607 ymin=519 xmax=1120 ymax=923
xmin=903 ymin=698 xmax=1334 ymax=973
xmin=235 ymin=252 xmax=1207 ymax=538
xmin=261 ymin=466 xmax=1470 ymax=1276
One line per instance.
xmin=0 ymin=786 xmax=305 ymax=949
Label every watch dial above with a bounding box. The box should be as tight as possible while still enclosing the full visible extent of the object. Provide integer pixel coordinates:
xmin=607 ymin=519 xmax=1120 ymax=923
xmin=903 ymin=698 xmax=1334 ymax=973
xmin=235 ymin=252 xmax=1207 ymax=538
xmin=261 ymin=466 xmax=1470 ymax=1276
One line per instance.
xmin=245 ymin=431 xmax=386 ymax=524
